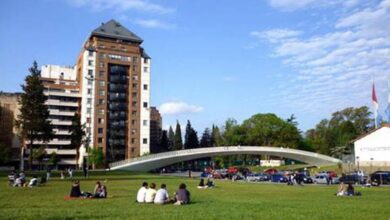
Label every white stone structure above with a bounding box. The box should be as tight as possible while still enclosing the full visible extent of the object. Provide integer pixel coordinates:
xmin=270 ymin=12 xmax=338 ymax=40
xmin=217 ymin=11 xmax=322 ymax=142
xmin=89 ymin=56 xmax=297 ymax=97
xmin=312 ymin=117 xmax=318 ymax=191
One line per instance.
xmin=354 ymin=124 xmax=390 ymax=167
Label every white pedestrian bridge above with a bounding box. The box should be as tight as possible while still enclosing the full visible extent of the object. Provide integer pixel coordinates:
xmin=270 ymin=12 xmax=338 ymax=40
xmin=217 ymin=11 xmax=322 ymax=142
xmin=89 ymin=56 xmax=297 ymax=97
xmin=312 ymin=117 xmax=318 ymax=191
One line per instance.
xmin=109 ymin=146 xmax=341 ymax=171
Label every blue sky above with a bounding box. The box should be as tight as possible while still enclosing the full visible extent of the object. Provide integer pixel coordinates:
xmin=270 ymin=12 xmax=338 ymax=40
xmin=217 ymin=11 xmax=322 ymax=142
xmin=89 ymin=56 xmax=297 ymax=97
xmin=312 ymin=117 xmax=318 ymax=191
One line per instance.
xmin=1 ymin=0 xmax=390 ymax=133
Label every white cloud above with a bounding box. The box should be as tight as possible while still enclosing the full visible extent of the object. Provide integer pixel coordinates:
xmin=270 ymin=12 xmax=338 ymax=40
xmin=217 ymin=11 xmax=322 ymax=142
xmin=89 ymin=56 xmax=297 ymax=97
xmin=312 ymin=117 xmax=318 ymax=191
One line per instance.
xmin=159 ymin=102 xmax=203 ymax=115
xmin=267 ymin=0 xmax=362 ymax=11
xmin=133 ymin=19 xmax=175 ymax=29
xmin=255 ymin=0 xmax=390 ymax=114
xmin=68 ymin=0 xmax=174 ymax=14
xmin=251 ymin=29 xmax=301 ymax=43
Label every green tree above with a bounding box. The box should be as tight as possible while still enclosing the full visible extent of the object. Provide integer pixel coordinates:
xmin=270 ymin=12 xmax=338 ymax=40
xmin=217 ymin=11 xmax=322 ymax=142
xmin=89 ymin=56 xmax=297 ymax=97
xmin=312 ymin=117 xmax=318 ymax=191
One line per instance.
xmin=88 ymin=147 xmax=104 ymax=168
xmin=0 ymin=142 xmax=11 ymax=164
xmin=69 ymin=113 xmax=86 ymax=168
xmin=159 ymin=130 xmax=169 ymax=152
xmin=211 ymin=125 xmax=222 ymax=146
xmin=32 ymin=146 xmax=46 ymax=170
xmin=174 ymin=121 xmax=183 ymax=150
xmin=48 ymin=152 xmax=60 ymax=169
xmin=184 ymin=120 xmax=199 ymax=149
xmin=167 ymin=126 xmax=175 ymax=151
xmin=15 ymin=61 xmax=54 ymax=169
xmin=200 ymin=128 xmax=212 ymax=148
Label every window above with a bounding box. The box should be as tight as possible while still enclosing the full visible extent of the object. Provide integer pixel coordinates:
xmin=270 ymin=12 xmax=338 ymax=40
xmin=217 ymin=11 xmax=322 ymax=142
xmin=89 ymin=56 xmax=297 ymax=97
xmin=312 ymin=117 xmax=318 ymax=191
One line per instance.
xmin=131 ymin=120 xmax=136 ymax=125
xmin=99 ymin=90 xmax=105 ymax=96
xmin=143 ymin=67 xmax=148 ymax=72
xmin=143 ymin=120 xmax=148 ymax=126
xmin=131 ymin=129 xmax=136 ymax=134
xmin=132 ymin=92 xmax=137 ymax=98
xmin=87 ymin=98 xmax=92 ymax=104
xmin=98 ymin=109 xmax=104 ymax=115
xmin=88 ymin=60 xmax=93 ymax=66
xmin=99 ymin=80 xmax=105 ymax=87
xmin=88 ymin=51 xmax=93 ymax=56
xmin=132 ymin=101 xmax=137 ymax=107
xmin=99 ymin=62 xmax=104 ymax=68
xmin=98 ymin=99 xmax=105 ymax=105
xmin=99 ymin=71 xmax=105 ymax=78
xmin=131 ymin=147 xmax=135 ymax=152
xmin=143 ymin=84 xmax=148 ymax=90
xmin=87 ymin=108 xmax=91 ymax=114
xmin=98 ymin=118 xmax=104 ymax=124
xmin=143 ymin=102 xmax=148 ymax=108
xmin=133 ymin=57 xmax=138 ymax=63
xmin=132 ymin=111 xmax=137 ymax=116
xmin=144 ymin=58 xmax=148 ymax=64
xmin=86 ymin=117 xmax=91 ymax=123
xmin=98 ymin=128 xmax=103 ymax=134
xmin=132 ymin=83 xmax=137 ymax=89
xmin=131 ymin=139 xmax=136 ymax=144
xmin=132 ymin=65 xmax=136 ymax=71
xmin=98 ymin=137 xmax=103 ymax=143
xmin=99 ymin=53 xmax=106 ymax=59
xmin=87 ymin=89 xmax=92 ymax=94
xmin=143 ymin=138 xmax=148 ymax=144
xmin=86 ymin=127 xmax=91 ymax=134
xmin=88 ymin=69 xmax=93 ymax=76
xmin=88 ymin=80 xmax=92 ymax=85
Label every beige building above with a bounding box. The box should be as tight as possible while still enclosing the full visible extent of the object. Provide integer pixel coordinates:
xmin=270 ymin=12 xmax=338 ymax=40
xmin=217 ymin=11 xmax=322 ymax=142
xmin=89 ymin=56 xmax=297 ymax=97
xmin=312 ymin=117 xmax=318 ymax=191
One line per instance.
xmin=0 ymin=92 xmax=22 ymax=162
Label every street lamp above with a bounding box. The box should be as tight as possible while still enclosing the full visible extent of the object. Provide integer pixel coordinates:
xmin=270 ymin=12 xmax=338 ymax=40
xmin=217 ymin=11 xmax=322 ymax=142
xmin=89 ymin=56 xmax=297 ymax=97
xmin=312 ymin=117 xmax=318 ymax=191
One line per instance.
xmin=356 ymin=156 xmax=360 ymax=171
xmin=370 ymin=157 xmax=374 ymax=174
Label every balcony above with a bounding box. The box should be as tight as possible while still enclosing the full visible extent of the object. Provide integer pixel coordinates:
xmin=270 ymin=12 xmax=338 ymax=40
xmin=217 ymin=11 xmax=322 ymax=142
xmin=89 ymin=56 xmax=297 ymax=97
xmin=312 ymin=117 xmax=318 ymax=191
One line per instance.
xmin=53 ymin=129 xmax=71 ymax=135
xmin=109 ymin=84 xmax=127 ymax=93
xmin=44 ymin=91 xmax=80 ymax=98
xmin=45 ymin=148 xmax=77 ymax=155
xmin=50 ymin=119 xmax=72 ymax=126
xmin=109 ymin=75 xmax=128 ymax=83
xmin=49 ymin=109 xmax=76 ymax=116
xmin=46 ymin=99 xmax=79 ymax=107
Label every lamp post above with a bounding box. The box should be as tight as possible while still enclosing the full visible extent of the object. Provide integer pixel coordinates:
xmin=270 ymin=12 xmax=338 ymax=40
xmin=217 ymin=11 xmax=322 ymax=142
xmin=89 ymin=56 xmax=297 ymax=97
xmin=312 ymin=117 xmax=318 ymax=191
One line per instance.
xmin=370 ymin=157 xmax=374 ymax=174
xmin=356 ymin=156 xmax=360 ymax=171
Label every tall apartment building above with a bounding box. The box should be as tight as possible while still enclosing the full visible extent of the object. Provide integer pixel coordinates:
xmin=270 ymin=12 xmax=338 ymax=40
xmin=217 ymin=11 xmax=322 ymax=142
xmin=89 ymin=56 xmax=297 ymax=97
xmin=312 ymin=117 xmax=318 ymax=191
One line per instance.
xmin=76 ymin=19 xmax=151 ymax=164
xmin=40 ymin=65 xmax=81 ymax=167
xmin=0 ymin=92 xmax=22 ymax=163
xmin=150 ymin=106 xmax=162 ymax=153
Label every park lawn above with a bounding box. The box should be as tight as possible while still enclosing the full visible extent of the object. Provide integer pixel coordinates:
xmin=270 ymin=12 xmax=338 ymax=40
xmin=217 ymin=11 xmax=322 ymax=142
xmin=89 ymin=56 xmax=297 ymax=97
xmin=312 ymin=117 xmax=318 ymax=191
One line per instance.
xmin=0 ymin=171 xmax=389 ymax=220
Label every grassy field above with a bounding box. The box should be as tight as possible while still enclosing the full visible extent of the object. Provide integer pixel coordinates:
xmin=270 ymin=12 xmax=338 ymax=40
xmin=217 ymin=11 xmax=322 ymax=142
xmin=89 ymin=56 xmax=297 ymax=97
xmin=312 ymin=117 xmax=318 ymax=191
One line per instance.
xmin=1 ymin=171 xmax=389 ymax=220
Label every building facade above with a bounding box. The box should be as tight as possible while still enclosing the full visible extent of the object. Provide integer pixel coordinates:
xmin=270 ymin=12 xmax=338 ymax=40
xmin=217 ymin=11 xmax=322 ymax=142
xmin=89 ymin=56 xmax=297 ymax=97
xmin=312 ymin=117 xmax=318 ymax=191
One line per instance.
xmin=150 ymin=106 xmax=162 ymax=153
xmin=40 ymin=65 xmax=81 ymax=167
xmin=0 ymin=92 xmax=22 ymax=163
xmin=354 ymin=124 xmax=390 ymax=168
xmin=76 ymin=19 xmax=151 ymax=164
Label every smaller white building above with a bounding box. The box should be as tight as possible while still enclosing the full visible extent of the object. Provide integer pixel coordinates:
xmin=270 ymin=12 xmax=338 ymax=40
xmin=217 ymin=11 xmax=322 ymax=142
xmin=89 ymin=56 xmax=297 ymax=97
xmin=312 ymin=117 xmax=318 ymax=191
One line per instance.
xmin=354 ymin=124 xmax=390 ymax=167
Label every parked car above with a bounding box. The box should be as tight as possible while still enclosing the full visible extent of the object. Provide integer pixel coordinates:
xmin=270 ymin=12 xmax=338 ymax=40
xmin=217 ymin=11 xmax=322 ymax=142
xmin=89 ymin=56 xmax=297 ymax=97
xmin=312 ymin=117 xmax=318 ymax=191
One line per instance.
xmin=313 ymin=173 xmax=339 ymax=184
xmin=339 ymin=173 xmax=366 ymax=184
xmin=246 ymin=173 xmax=270 ymax=182
xmin=295 ymin=173 xmax=313 ymax=184
xmin=370 ymin=171 xmax=390 ymax=185
xmin=319 ymin=170 xmax=337 ymax=178
xmin=264 ymin=168 xmax=278 ymax=175
xmin=271 ymin=173 xmax=288 ymax=183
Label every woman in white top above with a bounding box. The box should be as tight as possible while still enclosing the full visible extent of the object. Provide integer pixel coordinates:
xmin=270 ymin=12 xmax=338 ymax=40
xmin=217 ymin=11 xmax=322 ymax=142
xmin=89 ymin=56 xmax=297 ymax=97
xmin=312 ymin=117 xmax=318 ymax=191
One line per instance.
xmin=145 ymin=183 xmax=157 ymax=203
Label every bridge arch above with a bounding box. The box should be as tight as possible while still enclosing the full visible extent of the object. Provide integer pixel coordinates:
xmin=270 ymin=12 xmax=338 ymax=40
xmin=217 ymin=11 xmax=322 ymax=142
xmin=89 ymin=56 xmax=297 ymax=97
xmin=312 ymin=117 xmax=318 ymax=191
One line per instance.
xmin=109 ymin=146 xmax=341 ymax=171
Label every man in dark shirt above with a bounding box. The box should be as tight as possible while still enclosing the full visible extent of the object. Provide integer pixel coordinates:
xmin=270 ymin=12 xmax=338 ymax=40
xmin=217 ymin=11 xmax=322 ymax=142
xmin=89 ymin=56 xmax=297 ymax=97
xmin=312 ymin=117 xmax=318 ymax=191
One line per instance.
xmin=174 ymin=183 xmax=190 ymax=205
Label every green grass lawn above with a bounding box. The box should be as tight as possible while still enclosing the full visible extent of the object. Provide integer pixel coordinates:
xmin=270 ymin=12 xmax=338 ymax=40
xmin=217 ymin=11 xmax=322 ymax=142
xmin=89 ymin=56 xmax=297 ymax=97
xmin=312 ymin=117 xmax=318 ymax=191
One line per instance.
xmin=1 ymin=171 xmax=389 ymax=220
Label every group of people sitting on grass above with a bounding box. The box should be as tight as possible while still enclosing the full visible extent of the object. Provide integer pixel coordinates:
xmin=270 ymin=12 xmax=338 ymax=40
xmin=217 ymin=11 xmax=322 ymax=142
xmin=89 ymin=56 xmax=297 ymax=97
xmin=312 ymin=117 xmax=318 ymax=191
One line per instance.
xmin=197 ymin=178 xmax=214 ymax=189
xmin=336 ymin=182 xmax=362 ymax=196
xmin=8 ymin=171 xmax=45 ymax=188
xmin=136 ymin=182 xmax=190 ymax=205
xmin=69 ymin=180 xmax=107 ymax=199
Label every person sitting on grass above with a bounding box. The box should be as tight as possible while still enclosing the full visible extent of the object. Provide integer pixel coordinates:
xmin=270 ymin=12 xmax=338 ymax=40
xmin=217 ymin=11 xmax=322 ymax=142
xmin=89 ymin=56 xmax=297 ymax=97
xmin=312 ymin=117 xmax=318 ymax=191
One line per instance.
xmin=197 ymin=178 xmax=206 ymax=189
xmin=336 ymin=182 xmax=346 ymax=196
xmin=136 ymin=182 xmax=148 ymax=203
xmin=174 ymin=183 xmax=190 ymax=205
xmin=145 ymin=183 xmax=157 ymax=203
xmin=28 ymin=175 xmax=38 ymax=188
xmin=206 ymin=179 xmax=214 ymax=188
xmin=347 ymin=183 xmax=355 ymax=196
xmin=70 ymin=180 xmax=82 ymax=197
xmin=93 ymin=181 xmax=107 ymax=198
xmin=13 ymin=175 xmax=23 ymax=187
xmin=154 ymin=184 xmax=171 ymax=204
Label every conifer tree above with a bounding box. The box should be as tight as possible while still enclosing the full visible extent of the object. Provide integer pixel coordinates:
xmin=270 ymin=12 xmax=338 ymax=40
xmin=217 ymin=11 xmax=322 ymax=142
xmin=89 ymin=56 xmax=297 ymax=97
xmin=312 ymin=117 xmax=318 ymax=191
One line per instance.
xmin=168 ymin=126 xmax=175 ymax=151
xmin=174 ymin=121 xmax=183 ymax=150
xmin=15 ymin=61 xmax=53 ymax=169
xmin=200 ymin=128 xmax=212 ymax=148
xmin=69 ymin=113 xmax=86 ymax=168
